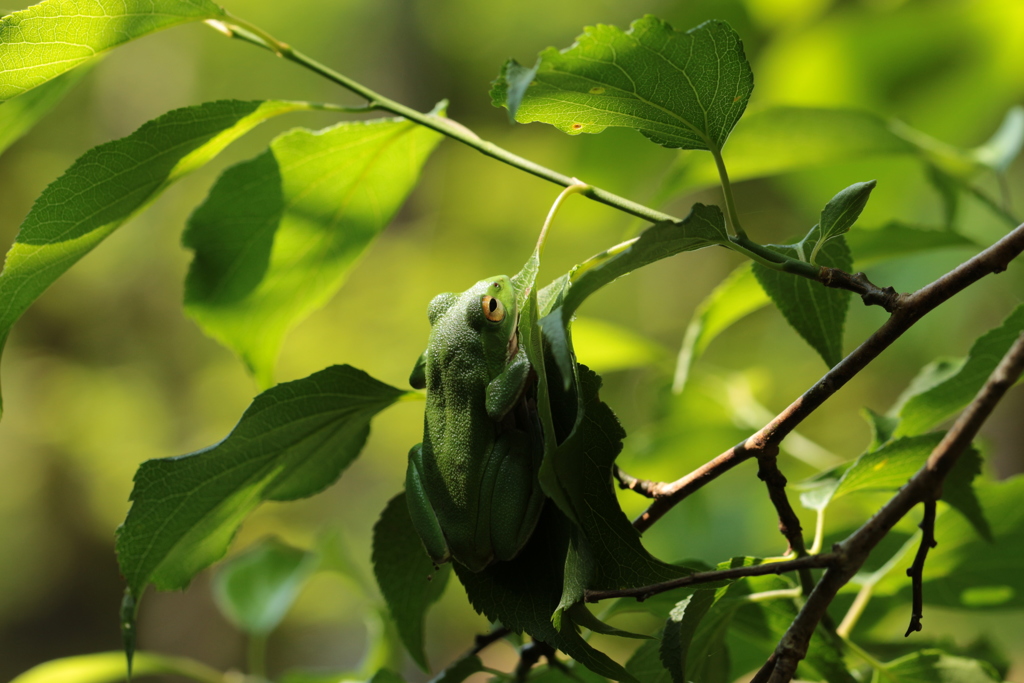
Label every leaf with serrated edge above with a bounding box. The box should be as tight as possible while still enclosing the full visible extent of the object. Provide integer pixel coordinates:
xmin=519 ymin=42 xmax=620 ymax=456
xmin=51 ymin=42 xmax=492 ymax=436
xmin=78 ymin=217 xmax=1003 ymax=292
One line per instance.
xmin=492 ymin=17 xmax=752 ymax=152
xmin=0 ymin=0 xmax=224 ymax=101
xmin=212 ymin=537 xmax=317 ymax=636
xmin=810 ymin=180 xmax=876 ymax=264
xmin=184 ymin=115 xmax=442 ymax=387
xmin=0 ymin=100 xmax=318 ymax=414
xmin=116 ymin=365 xmax=406 ymax=604
xmin=752 ymin=229 xmax=852 ymax=367
xmin=372 ymin=493 xmax=451 ymax=671
xmin=896 ymin=304 xmax=1024 ymax=438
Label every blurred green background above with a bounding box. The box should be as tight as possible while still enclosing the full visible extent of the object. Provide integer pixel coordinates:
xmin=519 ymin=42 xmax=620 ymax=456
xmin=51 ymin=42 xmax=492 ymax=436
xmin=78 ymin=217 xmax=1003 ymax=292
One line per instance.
xmin=1 ymin=0 xmax=1022 ymax=679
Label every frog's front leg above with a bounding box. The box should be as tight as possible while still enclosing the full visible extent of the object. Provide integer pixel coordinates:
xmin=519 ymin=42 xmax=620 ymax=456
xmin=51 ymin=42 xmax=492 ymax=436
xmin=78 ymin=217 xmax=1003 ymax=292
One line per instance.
xmin=485 ymin=344 xmax=531 ymax=420
xmin=405 ymin=443 xmax=451 ymax=566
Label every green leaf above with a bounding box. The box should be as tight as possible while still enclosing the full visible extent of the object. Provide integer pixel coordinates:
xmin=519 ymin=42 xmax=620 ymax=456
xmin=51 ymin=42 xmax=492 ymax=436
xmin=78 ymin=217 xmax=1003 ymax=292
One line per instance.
xmin=0 ymin=0 xmax=224 ymax=101
xmin=426 ymin=654 xmax=485 ymax=683
xmin=540 ymin=203 xmax=728 ymax=388
xmin=371 ymin=493 xmax=451 ymax=671
xmin=116 ymin=365 xmax=406 ymax=602
xmin=659 ymin=589 xmax=734 ymax=683
xmin=672 ymin=263 xmax=770 ymax=393
xmin=972 ymin=106 xmax=1024 ymax=173
xmin=810 ymin=180 xmax=876 ymax=264
xmin=0 ymin=99 xmax=318 ymax=413
xmin=925 ymin=164 xmax=961 ymax=229
xmin=492 ymin=17 xmax=753 ymax=152
xmin=0 ymin=65 xmax=90 ymax=156
xmin=874 ymin=475 xmax=1024 ymax=610
xmin=10 ymin=651 xmax=223 ymax=683
xmin=212 ymin=536 xmax=318 ymax=636
xmin=881 ymin=650 xmax=1002 ymax=683
xmin=846 ymin=222 xmax=976 ymax=268
xmin=752 ymin=229 xmax=852 ymax=367
xmin=454 ymin=503 xmax=638 ymax=683
xmin=831 ymin=434 xmax=990 ymax=541
xmin=494 ymin=58 xmax=539 ymax=122
xmin=572 ymin=316 xmax=667 ymax=374
xmin=184 ymin=115 xmax=443 ymax=386
xmin=895 ymin=304 xmax=1024 ymax=438
xmin=660 ymin=107 xmax=917 ymax=195
xmin=626 ymin=638 xmax=671 ymax=683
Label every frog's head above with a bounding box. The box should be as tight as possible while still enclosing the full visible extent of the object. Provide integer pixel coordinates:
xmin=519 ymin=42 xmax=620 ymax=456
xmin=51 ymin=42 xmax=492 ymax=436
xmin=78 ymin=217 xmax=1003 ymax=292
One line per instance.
xmin=470 ymin=275 xmax=519 ymax=360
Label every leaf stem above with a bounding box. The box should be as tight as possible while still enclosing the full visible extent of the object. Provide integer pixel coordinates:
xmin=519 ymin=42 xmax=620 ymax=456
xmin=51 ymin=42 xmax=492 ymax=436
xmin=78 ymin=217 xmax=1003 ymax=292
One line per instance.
xmin=712 ymin=147 xmax=747 ymax=239
xmin=247 ymin=634 xmax=268 ymax=679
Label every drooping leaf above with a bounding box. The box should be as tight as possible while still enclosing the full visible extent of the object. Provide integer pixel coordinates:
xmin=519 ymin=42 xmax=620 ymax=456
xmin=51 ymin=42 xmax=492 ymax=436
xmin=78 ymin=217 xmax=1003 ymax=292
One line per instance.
xmin=212 ymin=536 xmax=318 ymax=636
xmin=116 ymin=365 xmax=406 ymax=604
xmin=0 ymin=99 xmax=319 ymax=413
xmin=10 ymin=651 xmax=223 ymax=683
xmin=972 ymin=106 xmax=1024 ymax=174
xmin=372 ymin=493 xmax=451 ymax=671
xmin=184 ymin=114 xmax=443 ymax=386
xmin=895 ymin=304 xmax=1024 ymax=438
xmin=752 ymin=229 xmax=852 ymax=367
xmin=659 ymin=588 xmax=734 ymax=683
xmin=830 ymin=434 xmax=990 ymax=541
xmin=454 ymin=502 xmax=638 ymax=683
xmin=660 ymin=107 xmax=917 ymax=196
xmin=846 ymin=222 xmax=976 ymax=268
xmin=495 ymin=58 xmax=539 ymax=122
xmin=873 ymin=476 xmax=1024 ymax=610
xmin=881 ymin=650 xmax=1002 ymax=683
xmin=0 ymin=0 xmax=224 ymax=101
xmin=810 ymin=180 xmax=876 ymax=264
xmin=540 ymin=203 xmax=728 ymax=388
xmin=672 ymin=263 xmax=769 ymax=393
xmin=0 ymin=65 xmax=91 ymax=156
xmin=492 ymin=17 xmax=753 ymax=152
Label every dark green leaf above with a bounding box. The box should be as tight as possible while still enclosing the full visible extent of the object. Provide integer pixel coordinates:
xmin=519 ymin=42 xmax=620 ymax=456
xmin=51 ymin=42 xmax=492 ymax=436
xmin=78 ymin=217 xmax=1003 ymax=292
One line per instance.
xmin=862 ymin=407 xmax=900 ymax=451
xmin=752 ymin=229 xmax=852 ymax=367
xmin=811 ymin=180 xmax=876 ymax=264
xmin=566 ymin=602 xmax=650 ymax=640
xmin=972 ymin=106 xmax=1024 ymax=173
xmin=672 ymin=263 xmax=769 ymax=393
xmin=540 ymin=204 xmax=727 ymax=388
xmin=660 ymin=589 xmax=733 ymax=683
xmin=494 ymin=58 xmax=539 ymax=122
xmin=660 ymin=107 xmax=917 ymax=195
xmin=427 ymin=654 xmax=485 ymax=683
xmin=184 ymin=115 xmax=443 ymax=387
xmin=846 ymin=222 xmax=976 ymax=268
xmin=895 ymin=304 xmax=1024 ymax=438
xmin=10 ymin=651 xmax=223 ymax=683
xmin=116 ymin=365 xmax=406 ymax=603
xmin=212 ymin=537 xmax=317 ymax=636
xmin=372 ymin=493 xmax=451 ymax=671
xmin=626 ymin=638 xmax=671 ymax=683
xmin=0 ymin=0 xmax=224 ymax=101
xmin=0 ymin=65 xmax=90 ymax=156
xmin=492 ymin=17 xmax=752 ymax=152
xmin=0 ymin=99 xmax=318 ymax=414
xmin=882 ymin=650 xmax=1001 ymax=683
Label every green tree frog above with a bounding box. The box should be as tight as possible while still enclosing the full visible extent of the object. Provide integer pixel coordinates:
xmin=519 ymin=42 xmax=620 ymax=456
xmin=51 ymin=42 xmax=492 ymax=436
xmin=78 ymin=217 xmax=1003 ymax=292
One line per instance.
xmin=405 ymin=275 xmax=545 ymax=572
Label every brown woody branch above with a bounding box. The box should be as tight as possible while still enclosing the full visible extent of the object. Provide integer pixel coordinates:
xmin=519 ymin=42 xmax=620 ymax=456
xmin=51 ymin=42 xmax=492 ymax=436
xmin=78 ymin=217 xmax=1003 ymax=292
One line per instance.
xmin=904 ymin=498 xmax=937 ymax=637
xmin=755 ymin=329 xmax=1024 ymax=682
xmin=633 ymin=222 xmax=1024 ymax=535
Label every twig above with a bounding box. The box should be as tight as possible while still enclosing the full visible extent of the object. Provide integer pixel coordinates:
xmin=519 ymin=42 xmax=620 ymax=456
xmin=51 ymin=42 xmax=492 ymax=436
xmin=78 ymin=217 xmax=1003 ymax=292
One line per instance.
xmin=904 ymin=499 xmax=937 ymax=637
xmin=584 ymin=553 xmax=834 ymax=602
xmin=755 ymin=329 xmax=1024 ymax=682
xmin=819 ymin=269 xmax=900 ymax=312
xmin=472 ymin=626 xmax=512 ymax=655
xmin=633 ymin=222 xmax=1024 ymax=534
xmin=613 ymin=467 xmax=659 ymax=498
xmin=515 ymin=641 xmax=558 ymax=682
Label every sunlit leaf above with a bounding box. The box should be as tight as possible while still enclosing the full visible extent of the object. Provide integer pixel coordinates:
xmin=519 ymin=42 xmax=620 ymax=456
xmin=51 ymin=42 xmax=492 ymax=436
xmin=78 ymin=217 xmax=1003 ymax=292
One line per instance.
xmin=752 ymin=229 xmax=852 ymax=367
xmin=972 ymin=106 xmax=1024 ymax=173
xmin=184 ymin=115 xmax=443 ymax=387
xmin=672 ymin=263 xmax=769 ymax=393
xmin=0 ymin=65 xmax=90 ymax=156
xmin=372 ymin=493 xmax=451 ymax=671
xmin=212 ymin=536 xmax=318 ymax=636
xmin=846 ymin=222 xmax=976 ymax=268
xmin=10 ymin=651 xmax=222 ymax=683
xmin=571 ymin=316 xmax=667 ymax=374
xmin=492 ymin=17 xmax=752 ymax=152
xmin=0 ymin=0 xmax=224 ymax=101
xmin=880 ymin=650 xmax=1002 ymax=683
xmin=810 ymin=180 xmax=876 ymax=264
xmin=116 ymin=365 xmax=406 ymax=604
xmin=0 ymin=99 xmax=319 ymax=414
xmin=896 ymin=304 xmax=1024 ymax=438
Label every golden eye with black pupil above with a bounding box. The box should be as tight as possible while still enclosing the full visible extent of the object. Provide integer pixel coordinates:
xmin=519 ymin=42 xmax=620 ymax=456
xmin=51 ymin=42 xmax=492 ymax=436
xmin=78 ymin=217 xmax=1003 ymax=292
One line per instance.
xmin=482 ymin=295 xmax=505 ymax=322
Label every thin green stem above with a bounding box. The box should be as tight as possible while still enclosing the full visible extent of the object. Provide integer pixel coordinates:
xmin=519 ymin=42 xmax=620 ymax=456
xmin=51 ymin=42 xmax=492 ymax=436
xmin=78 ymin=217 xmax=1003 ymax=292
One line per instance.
xmin=712 ymin=148 xmax=747 ymax=239
xmin=808 ymin=508 xmax=826 ymax=555
xmin=247 ymin=634 xmax=268 ymax=679
xmin=745 ymin=587 xmax=803 ymax=603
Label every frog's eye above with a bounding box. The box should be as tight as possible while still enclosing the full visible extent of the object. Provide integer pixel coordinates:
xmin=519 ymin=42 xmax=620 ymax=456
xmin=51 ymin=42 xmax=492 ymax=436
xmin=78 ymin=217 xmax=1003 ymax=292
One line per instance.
xmin=482 ymin=295 xmax=505 ymax=322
